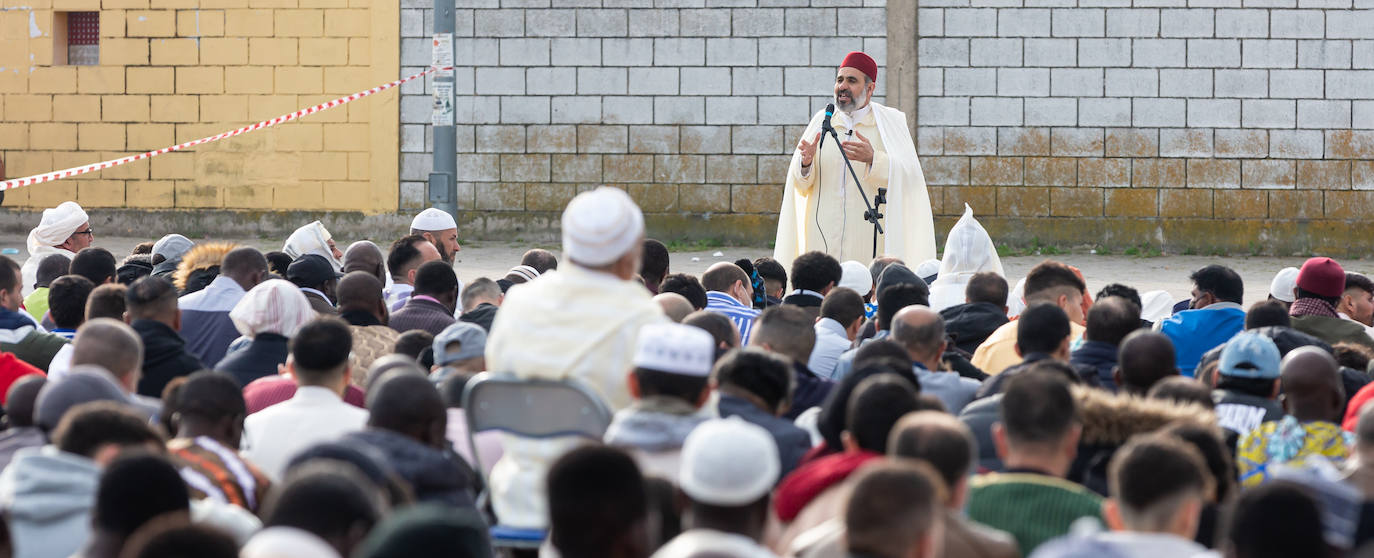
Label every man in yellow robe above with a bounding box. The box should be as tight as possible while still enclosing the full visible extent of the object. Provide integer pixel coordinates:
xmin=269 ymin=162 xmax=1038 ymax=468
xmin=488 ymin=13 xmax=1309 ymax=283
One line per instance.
xmin=773 ymin=52 xmax=936 ymax=271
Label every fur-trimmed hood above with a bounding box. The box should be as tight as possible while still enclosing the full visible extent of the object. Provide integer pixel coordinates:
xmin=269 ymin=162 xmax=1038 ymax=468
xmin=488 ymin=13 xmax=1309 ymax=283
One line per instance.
xmin=173 ymin=242 xmax=238 ymax=293
xmin=1074 ymin=385 xmax=1218 ymax=447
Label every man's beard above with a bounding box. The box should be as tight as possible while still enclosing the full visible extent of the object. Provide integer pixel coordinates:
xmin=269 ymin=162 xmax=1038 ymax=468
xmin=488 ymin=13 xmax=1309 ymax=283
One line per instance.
xmin=436 ymin=243 xmax=453 ymax=264
xmin=836 ymin=88 xmax=867 ymax=113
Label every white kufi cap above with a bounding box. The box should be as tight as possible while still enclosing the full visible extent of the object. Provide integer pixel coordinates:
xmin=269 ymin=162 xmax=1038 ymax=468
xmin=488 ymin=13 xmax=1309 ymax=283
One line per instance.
xmin=411 ymin=207 xmax=457 ymax=232
xmin=1270 ymin=267 xmax=1300 ymax=303
xmin=679 ymin=417 xmax=780 ymax=506
xmin=837 ymin=260 xmax=873 ymax=297
xmin=634 ymin=323 xmax=715 ymax=377
xmin=561 ymin=187 xmax=644 ymax=267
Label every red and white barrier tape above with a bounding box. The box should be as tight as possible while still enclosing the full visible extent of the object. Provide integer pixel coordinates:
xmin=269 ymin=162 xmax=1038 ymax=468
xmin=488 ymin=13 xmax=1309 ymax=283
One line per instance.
xmin=0 ymin=66 xmax=452 ymax=191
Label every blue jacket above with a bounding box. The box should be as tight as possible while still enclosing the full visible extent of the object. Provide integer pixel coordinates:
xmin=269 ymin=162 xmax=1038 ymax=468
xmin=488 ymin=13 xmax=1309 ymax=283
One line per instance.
xmin=1158 ymin=304 xmax=1246 ymax=377
xmin=718 ymin=394 xmax=811 ymax=478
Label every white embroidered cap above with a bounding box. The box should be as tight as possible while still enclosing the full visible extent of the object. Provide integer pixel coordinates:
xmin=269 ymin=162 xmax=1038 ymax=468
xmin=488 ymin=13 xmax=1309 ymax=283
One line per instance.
xmin=633 ymin=323 xmax=715 ymax=377
xmin=411 ymin=207 xmax=457 ymax=232
xmin=561 ymin=187 xmax=644 ymax=267
xmin=679 ymin=417 xmax=780 ymax=507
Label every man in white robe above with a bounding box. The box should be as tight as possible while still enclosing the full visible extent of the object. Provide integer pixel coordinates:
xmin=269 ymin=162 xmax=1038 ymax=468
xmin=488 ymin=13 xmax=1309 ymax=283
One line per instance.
xmin=774 ymin=51 xmax=936 ymax=272
xmin=22 ymin=202 xmax=92 ymax=297
xmin=484 ymin=186 xmax=667 ymax=529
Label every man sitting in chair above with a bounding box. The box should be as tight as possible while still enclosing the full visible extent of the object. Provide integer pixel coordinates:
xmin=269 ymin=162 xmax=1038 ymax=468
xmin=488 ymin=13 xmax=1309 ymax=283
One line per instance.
xmin=604 ymin=323 xmax=715 ymax=481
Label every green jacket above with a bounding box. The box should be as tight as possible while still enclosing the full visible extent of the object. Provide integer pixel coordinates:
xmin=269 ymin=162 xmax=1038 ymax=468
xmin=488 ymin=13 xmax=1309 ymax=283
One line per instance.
xmin=1 ymin=330 xmax=68 ymax=372
xmin=966 ymin=472 xmax=1104 ymax=556
xmin=1291 ymin=315 xmax=1374 ymax=352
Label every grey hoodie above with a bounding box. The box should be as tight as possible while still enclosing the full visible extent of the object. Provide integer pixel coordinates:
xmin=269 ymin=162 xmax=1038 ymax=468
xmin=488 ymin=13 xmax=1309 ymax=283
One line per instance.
xmin=604 ymin=397 xmax=708 ymax=453
xmin=0 ymin=446 xmax=99 ymax=558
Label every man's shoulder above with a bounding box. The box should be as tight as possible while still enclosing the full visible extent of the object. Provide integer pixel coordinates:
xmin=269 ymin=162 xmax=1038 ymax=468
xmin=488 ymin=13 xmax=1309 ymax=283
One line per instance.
xmin=970 ymin=472 xmax=1103 ymax=502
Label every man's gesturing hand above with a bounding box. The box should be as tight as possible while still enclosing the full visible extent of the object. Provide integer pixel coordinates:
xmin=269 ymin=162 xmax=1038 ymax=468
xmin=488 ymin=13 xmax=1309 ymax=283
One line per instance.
xmin=842 ymin=131 xmax=874 ymax=165
xmin=797 ymin=132 xmax=821 ymax=167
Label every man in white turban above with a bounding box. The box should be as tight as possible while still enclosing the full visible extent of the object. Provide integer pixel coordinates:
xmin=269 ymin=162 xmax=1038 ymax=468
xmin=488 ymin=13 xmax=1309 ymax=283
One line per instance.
xmin=282 ymin=221 xmax=343 ymax=272
xmin=484 ymin=186 xmax=667 ymax=530
xmin=410 ymin=208 xmax=462 ymax=264
xmin=22 ymin=201 xmax=92 ymax=296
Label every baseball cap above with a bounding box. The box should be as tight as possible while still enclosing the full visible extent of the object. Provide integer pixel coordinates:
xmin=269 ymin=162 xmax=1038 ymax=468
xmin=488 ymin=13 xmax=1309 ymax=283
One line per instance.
xmin=837 ymin=261 xmax=873 ymax=297
xmin=433 ymin=322 xmax=486 ymax=366
xmin=1269 ymin=267 xmax=1300 ymax=303
xmin=1219 ymin=332 xmax=1281 ymax=380
xmin=287 ymin=254 xmax=343 ymax=287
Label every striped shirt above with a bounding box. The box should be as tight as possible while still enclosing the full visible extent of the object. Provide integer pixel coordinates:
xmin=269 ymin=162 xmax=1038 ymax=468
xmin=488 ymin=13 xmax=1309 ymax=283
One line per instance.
xmin=168 ymin=436 xmax=272 ymax=512
xmin=705 ymin=292 xmax=761 ymax=346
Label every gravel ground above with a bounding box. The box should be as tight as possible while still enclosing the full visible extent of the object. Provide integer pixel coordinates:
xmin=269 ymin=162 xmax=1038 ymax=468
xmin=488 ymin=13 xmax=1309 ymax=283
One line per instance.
xmin=14 ymin=236 xmax=1363 ymax=308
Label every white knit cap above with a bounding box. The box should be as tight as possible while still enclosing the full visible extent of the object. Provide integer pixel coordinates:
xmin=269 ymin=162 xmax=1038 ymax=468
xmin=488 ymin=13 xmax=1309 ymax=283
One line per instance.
xmin=837 ymin=260 xmax=873 ymax=296
xmin=1270 ymin=267 xmax=1300 ymax=303
xmin=679 ymin=417 xmax=780 ymax=506
xmin=411 ymin=207 xmax=457 ymax=231
xmin=561 ymin=187 xmax=645 ymax=267
xmin=634 ymin=323 xmax=716 ymax=377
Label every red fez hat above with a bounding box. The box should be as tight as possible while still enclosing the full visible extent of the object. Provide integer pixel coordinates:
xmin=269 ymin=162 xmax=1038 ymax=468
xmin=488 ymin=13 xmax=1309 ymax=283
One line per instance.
xmin=840 ymin=51 xmax=878 ymax=82
xmin=1296 ymin=257 xmax=1345 ymax=298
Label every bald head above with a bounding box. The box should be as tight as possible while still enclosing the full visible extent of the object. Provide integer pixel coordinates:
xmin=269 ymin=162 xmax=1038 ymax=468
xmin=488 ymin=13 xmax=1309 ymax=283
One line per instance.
xmin=71 ymin=318 xmax=144 ymax=382
xmin=653 ymin=292 xmax=694 ymax=323
xmin=1280 ymin=346 xmax=1344 ymax=422
xmin=1116 ymin=331 xmax=1178 ymax=395
xmin=343 ymin=241 xmax=387 ymax=284
xmin=220 ymin=247 xmax=268 ymax=290
xmin=336 ymin=271 xmax=385 ymax=318
xmin=890 ymin=306 xmax=946 ymax=365
xmin=702 ymin=262 xmax=750 ymax=304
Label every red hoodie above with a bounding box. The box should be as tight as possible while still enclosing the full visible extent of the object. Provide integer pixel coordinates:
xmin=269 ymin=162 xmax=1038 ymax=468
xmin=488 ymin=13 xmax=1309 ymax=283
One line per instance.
xmin=0 ymin=353 xmax=43 ymax=406
xmin=773 ymin=450 xmax=881 ymax=522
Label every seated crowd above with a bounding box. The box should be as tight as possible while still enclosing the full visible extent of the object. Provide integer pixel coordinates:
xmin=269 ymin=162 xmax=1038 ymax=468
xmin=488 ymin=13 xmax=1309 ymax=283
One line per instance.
xmin=0 ymin=195 xmax=1368 ymax=558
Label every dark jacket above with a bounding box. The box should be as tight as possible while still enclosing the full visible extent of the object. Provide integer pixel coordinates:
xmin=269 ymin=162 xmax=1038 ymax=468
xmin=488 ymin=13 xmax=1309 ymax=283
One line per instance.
xmin=1213 ymin=389 xmax=1284 ymax=450
xmin=782 ymin=293 xmax=823 ymax=321
xmin=718 ymin=394 xmax=811 ymax=478
xmin=389 ymin=297 xmax=456 ymax=336
xmin=959 ymin=395 xmax=1003 ymax=472
xmin=215 ymin=333 xmax=289 ymax=388
xmin=977 ymin=353 xmax=1102 ymax=400
xmin=342 ymin=429 xmax=476 ymax=508
xmin=459 ymin=303 xmax=498 ymax=332
xmin=788 ymin=361 xmax=834 ymax=420
xmin=0 ymin=308 xmax=66 ymax=372
xmin=132 ymin=319 xmax=205 ymax=397
xmin=1069 ymin=386 xmax=1216 ymax=496
xmin=303 ymin=291 xmax=337 ymax=316
xmin=1291 ymin=314 xmax=1374 ymax=352
xmin=942 ymin=302 xmax=1010 ymax=355
xmin=1069 ymin=340 xmax=1119 ymax=391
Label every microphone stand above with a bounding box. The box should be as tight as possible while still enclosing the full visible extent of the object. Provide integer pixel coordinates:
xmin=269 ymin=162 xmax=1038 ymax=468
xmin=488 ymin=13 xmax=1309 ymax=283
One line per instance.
xmin=821 ymin=118 xmax=884 ymax=259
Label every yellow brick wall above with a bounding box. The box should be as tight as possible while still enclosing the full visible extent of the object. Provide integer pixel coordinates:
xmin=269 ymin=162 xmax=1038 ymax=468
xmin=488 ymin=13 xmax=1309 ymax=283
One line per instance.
xmin=0 ymin=0 xmax=398 ymax=212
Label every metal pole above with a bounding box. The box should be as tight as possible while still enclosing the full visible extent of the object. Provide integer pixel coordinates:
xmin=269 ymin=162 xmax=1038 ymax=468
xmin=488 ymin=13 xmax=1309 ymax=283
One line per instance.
xmin=428 ymin=0 xmax=457 ymax=220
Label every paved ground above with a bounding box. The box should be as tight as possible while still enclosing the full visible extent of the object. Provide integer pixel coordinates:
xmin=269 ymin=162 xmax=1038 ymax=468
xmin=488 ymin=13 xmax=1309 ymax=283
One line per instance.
xmin=15 ymin=236 xmax=1364 ymax=308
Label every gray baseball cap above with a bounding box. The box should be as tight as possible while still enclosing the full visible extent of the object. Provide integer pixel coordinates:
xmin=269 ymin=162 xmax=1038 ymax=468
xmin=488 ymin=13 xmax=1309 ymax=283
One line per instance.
xmin=433 ymin=322 xmax=487 ymax=366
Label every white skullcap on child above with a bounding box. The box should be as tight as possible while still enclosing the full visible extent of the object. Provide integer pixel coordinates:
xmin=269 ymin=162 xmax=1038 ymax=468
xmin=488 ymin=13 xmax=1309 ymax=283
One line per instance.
xmin=837 ymin=260 xmax=873 ymax=297
xmin=679 ymin=417 xmax=780 ymax=507
xmin=1269 ymin=267 xmax=1300 ymax=303
xmin=411 ymin=207 xmax=457 ymax=231
xmin=633 ymin=323 xmax=715 ymax=377
xmin=561 ymin=187 xmax=644 ymax=267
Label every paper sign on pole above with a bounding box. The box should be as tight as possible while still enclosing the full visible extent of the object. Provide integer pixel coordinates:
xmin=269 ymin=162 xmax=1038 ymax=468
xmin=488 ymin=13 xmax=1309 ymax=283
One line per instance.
xmin=432 ymin=81 xmax=454 ymax=127
xmin=432 ymin=34 xmax=454 ymax=78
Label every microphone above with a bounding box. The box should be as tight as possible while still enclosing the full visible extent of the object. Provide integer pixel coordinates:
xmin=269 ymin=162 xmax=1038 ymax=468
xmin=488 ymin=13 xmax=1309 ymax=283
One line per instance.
xmin=823 ymin=103 xmax=835 ymax=132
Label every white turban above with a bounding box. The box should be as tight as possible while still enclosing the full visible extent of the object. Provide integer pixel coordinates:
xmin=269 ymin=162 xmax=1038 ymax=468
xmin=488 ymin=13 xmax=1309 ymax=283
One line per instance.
xmin=26 ymin=201 xmax=88 ymax=255
xmin=241 ymin=527 xmax=342 ymax=558
xmin=230 ymin=279 xmax=318 ymax=338
xmin=283 ymin=221 xmax=342 ymax=271
xmin=561 ymin=187 xmax=644 ymax=267
xmin=411 ymin=207 xmax=457 ymax=231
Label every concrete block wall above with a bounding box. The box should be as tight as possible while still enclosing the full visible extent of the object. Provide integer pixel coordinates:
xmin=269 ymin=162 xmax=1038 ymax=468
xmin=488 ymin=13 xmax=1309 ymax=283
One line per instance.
xmin=0 ymin=0 xmax=399 ymax=212
xmin=917 ymin=2 xmax=1374 ymax=238
xmin=398 ymin=0 xmax=887 ymax=235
